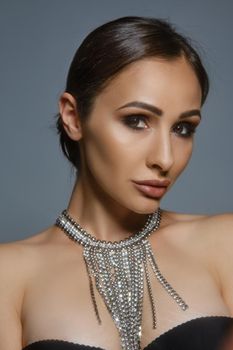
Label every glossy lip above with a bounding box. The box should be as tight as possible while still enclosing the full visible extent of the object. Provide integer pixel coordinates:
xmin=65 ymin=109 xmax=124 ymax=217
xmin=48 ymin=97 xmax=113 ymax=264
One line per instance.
xmin=132 ymin=181 xmax=169 ymax=199
xmin=133 ymin=179 xmax=171 ymax=187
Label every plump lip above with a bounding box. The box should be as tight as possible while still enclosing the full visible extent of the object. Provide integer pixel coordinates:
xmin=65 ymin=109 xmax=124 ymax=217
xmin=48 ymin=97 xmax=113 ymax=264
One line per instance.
xmin=133 ymin=182 xmax=168 ymax=198
xmin=133 ymin=179 xmax=171 ymax=187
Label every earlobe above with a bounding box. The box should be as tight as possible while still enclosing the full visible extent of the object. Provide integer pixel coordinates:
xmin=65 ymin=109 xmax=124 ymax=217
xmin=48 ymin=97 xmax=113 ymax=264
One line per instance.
xmin=59 ymin=92 xmax=83 ymax=141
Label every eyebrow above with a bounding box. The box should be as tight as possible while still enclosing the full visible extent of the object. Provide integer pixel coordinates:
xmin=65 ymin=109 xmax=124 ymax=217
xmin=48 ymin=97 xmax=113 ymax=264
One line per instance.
xmin=116 ymin=101 xmax=202 ymax=119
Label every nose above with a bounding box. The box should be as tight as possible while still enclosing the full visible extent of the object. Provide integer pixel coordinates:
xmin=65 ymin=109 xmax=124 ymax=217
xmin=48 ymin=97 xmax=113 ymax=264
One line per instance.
xmin=146 ymin=130 xmax=174 ymax=172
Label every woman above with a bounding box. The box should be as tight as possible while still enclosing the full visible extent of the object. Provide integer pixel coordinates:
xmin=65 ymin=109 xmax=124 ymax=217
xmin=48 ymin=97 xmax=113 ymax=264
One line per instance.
xmin=0 ymin=16 xmax=233 ymax=350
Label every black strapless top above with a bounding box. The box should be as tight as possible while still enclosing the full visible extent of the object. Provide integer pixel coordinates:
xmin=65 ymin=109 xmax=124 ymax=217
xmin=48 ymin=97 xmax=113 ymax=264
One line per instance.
xmin=22 ymin=316 xmax=233 ymax=350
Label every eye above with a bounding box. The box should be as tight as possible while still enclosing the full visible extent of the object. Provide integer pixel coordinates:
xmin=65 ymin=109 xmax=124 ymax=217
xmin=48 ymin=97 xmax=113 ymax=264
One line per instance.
xmin=122 ymin=115 xmax=148 ymax=130
xmin=173 ymin=121 xmax=197 ymax=138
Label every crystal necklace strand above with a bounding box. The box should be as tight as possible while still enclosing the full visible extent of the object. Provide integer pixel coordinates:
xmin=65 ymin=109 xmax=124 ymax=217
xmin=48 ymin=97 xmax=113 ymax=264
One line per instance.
xmin=55 ymin=208 xmax=188 ymax=350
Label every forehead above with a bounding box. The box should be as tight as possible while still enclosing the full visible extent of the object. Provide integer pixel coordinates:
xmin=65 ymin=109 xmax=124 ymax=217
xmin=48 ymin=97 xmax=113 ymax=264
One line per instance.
xmin=94 ymin=56 xmax=202 ymax=112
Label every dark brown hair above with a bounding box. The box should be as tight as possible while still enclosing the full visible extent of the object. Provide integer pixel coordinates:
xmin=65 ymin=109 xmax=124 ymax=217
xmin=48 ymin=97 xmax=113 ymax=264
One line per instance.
xmin=56 ymin=16 xmax=209 ymax=172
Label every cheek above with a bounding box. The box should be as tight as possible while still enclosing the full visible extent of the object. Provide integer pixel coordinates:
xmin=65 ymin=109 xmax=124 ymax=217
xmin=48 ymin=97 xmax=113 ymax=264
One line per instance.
xmin=81 ymin=126 xmax=135 ymax=181
xmin=79 ymin=126 xmax=145 ymax=210
xmin=82 ymin=119 xmax=146 ymax=173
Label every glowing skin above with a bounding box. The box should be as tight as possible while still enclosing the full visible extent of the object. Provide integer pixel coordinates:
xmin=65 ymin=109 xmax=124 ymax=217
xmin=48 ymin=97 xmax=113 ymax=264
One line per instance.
xmin=59 ymin=56 xmax=202 ymax=239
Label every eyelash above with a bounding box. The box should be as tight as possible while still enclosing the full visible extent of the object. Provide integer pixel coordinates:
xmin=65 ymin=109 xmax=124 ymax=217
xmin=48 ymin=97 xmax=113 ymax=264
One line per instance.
xmin=122 ymin=115 xmax=197 ymax=138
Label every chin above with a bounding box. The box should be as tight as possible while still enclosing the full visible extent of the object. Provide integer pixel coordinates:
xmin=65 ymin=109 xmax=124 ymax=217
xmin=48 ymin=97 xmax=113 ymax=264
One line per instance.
xmin=129 ymin=198 xmax=161 ymax=215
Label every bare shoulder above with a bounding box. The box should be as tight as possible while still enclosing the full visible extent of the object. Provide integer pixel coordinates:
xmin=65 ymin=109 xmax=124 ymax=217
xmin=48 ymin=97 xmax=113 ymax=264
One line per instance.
xmin=195 ymin=211 xmax=233 ymax=229
xmin=0 ymin=227 xmax=54 ymax=285
xmin=0 ymin=226 xmax=61 ymax=317
xmin=162 ymin=208 xmax=233 ymax=228
xmin=0 ymin=227 xmax=57 ymax=348
xmin=0 ymin=240 xmax=28 ymax=317
xmin=196 ymin=211 xmax=233 ymax=261
xmin=200 ymin=212 xmax=233 ymax=313
xmin=181 ymin=211 xmax=233 ymax=312
xmin=0 ymin=225 xmax=62 ymax=270
xmin=162 ymin=210 xmax=233 ymax=313
xmin=193 ymin=211 xmax=233 ymax=251
xmin=190 ymin=210 xmax=233 ymax=256
xmin=161 ymin=208 xmax=208 ymax=226
xmin=161 ymin=209 xmax=233 ymax=268
xmin=0 ymin=224 xmax=77 ymax=282
xmin=164 ymin=209 xmax=233 ymax=251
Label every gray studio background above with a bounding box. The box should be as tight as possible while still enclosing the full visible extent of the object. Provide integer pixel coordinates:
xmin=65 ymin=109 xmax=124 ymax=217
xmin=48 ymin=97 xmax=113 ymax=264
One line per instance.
xmin=0 ymin=0 xmax=232 ymax=243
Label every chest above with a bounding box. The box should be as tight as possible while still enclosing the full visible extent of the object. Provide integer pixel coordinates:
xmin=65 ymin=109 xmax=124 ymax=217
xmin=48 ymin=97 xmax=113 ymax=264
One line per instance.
xmin=21 ymin=238 xmax=230 ymax=350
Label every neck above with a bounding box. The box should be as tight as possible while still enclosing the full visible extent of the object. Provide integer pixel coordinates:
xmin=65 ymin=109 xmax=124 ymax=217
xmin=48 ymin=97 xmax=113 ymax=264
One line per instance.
xmin=66 ymin=176 xmax=153 ymax=242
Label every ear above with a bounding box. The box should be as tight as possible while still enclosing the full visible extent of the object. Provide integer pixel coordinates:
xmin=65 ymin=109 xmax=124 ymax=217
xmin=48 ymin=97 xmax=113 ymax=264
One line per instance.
xmin=59 ymin=92 xmax=83 ymax=141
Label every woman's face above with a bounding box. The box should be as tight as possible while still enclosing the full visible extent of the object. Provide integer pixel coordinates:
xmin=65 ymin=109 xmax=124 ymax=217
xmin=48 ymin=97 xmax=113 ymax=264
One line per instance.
xmin=78 ymin=56 xmax=202 ymax=214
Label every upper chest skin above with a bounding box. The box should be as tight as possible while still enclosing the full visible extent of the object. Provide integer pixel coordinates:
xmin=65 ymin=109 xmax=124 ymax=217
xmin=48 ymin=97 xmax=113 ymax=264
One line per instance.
xmin=20 ymin=214 xmax=231 ymax=350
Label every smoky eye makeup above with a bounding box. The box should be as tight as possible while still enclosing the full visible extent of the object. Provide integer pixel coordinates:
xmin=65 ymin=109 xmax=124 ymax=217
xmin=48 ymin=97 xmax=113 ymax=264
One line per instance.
xmin=121 ymin=114 xmax=149 ymax=130
xmin=172 ymin=121 xmax=199 ymax=138
xmin=120 ymin=110 xmax=200 ymax=138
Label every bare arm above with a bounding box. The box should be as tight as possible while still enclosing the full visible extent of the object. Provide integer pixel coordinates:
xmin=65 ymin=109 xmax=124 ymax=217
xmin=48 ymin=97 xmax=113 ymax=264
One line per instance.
xmin=0 ymin=243 xmax=25 ymax=349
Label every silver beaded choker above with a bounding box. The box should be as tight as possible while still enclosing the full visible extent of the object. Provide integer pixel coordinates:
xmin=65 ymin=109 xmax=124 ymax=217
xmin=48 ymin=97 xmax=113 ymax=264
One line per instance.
xmin=55 ymin=208 xmax=188 ymax=350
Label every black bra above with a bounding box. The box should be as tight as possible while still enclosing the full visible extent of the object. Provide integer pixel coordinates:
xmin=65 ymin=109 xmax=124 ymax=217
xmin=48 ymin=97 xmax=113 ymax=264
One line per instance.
xmin=22 ymin=316 xmax=233 ymax=350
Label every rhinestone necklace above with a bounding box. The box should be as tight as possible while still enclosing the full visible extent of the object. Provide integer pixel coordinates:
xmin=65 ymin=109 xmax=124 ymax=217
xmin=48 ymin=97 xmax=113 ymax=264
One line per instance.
xmin=55 ymin=208 xmax=188 ymax=350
